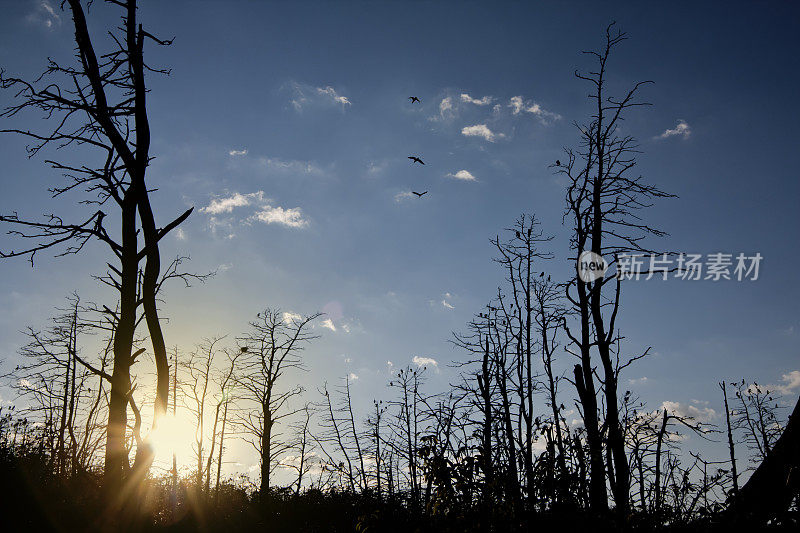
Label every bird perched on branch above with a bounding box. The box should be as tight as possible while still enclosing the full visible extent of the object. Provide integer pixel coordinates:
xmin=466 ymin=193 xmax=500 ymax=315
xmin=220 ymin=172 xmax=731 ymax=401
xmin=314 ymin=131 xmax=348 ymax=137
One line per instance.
xmin=408 ymin=156 xmax=424 ymax=165
xmin=408 ymin=96 xmax=420 ymax=103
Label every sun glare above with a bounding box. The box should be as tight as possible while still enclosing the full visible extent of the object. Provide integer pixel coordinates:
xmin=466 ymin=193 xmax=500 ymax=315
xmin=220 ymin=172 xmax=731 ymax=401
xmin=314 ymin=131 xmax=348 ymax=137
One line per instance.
xmin=148 ymin=414 xmax=196 ymax=468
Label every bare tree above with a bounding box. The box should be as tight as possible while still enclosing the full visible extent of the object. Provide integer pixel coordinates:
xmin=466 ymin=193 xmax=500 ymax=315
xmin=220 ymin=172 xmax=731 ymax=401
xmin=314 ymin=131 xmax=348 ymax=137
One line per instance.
xmin=206 ymin=346 xmax=241 ymax=495
xmin=182 ymin=337 xmax=225 ymax=490
xmin=11 ymin=294 xmax=112 ymax=475
xmin=560 ymin=23 xmax=674 ymax=516
xmin=0 ymin=0 xmax=192 ymax=494
xmin=237 ymin=309 xmax=319 ymax=505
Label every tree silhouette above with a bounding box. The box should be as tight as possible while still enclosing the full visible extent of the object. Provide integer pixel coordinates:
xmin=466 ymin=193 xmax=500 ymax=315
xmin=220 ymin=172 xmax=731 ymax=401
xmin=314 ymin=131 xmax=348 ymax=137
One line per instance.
xmin=560 ymin=23 xmax=674 ymax=516
xmin=0 ymin=0 xmax=191 ymax=502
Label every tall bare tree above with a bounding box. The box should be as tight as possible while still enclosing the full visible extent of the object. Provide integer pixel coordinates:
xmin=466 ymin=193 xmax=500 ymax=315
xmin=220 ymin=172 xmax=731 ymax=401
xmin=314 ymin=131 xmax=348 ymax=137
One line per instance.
xmin=237 ymin=309 xmax=319 ymax=505
xmin=0 ymin=0 xmax=191 ymax=495
xmin=560 ymin=23 xmax=673 ymax=516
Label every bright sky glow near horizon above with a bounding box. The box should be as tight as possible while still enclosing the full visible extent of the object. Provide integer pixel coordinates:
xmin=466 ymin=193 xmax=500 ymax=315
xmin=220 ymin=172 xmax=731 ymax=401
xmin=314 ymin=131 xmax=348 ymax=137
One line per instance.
xmin=1 ymin=1 xmax=799 ymax=482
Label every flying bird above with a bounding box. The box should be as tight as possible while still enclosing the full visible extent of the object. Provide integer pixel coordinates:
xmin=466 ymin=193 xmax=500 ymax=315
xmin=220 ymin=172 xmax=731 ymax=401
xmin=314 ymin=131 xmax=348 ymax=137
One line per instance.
xmin=408 ymin=156 xmax=425 ymax=165
xmin=408 ymin=96 xmax=420 ymax=103
xmin=412 ymin=191 xmax=428 ymax=197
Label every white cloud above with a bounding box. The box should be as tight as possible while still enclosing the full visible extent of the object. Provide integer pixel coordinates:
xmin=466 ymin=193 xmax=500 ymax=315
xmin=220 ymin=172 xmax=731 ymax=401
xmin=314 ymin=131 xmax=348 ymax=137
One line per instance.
xmin=627 ymin=376 xmax=649 ymax=386
xmin=460 ymin=93 xmax=493 ymax=106
xmin=316 ymin=86 xmax=351 ymax=106
xmin=525 ymin=102 xmax=561 ymax=121
xmin=287 ymin=82 xmax=351 ymax=111
xmin=441 ymin=292 xmax=455 ymax=309
xmin=439 ymin=97 xmax=454 ymax=117
xmin=657 ymin=120 xmax=692 ymax=139
xmin=413 ymin=356 xmax=438 ymax=368
xmin=394 ymin=191 xmax=415 ymax=203
xmin=282 ymin=311 xmax=302 ymax=324
xmin=509 ymin=96 xmax=561 ymax=123
xmin=320 ymin=318 xmax=337 ymax=332
xmin=174 ymin=228 xmax=187 ymax=241
xmin=250 ymin=205 xmax=309 ymax=228
xmin=447 ymin=170 xmax=477 ymax=181
xmin=758 ymin=370 xmax=800 ymax=396
xmin=349 ymin=373 xmax=359 ymax=381
xmin=203 ymin=191 xmax=308 ymax=230
xmin=660 ymin=400 xmax=717 ymax=423
xmin=27 ymin=1 xmax=61 ymax=29
xmin=217 ymin=262 xmax=233 ymax=272
xmin=509 ymin=96 xmax=525 ymax=115
xmin=461 ymin=124 xmax=505 ymax=142
xmin=228 ymin=149 xmax=248 ymax=156
xmin=202 ymin=191 xmax=265 ymax=215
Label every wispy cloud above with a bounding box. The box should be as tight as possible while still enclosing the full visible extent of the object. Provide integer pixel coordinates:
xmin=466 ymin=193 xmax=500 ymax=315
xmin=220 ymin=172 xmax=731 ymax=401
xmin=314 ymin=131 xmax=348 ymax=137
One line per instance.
xmin=461 ymin=93 xmax=493 ymax=106
xmin=508 ymin=96 xmax=561 ymax=123
xmin=441 ymin=292 xmax=455 ymax=309
xmin=250 ymin=205 xmax=309 ymax=229
xmin=752 ymin=370 xmax=800 ymax=396
xmin=287 ymin=81 xmax=351 ymax=111
xmin=394 ymin=191 xmax=416 ymax=203
xmin=657 ymin=120 xmax=692 ymax=139
xmin=202 ymin=191 xmax=308 ymax=230
xmin=27 ymin=1 xmax=61 ymax=29
xmin=282 ymin=311 xmax=302 ymax=324
xmin=447 ymin=170 xmax=477 ymax=182
xmin=316 ymin=86 xmax=351 ymax=106
xmin=413 ymin=356 xmax=438 ymax=369
xmin=174 ymin=228 xmax=187 ymax=241
xmin=439 ymin=96 xmax=454 ymax=119
xmin=660 ymin=400 xmax=717 ymax=423
xmin=228 ymin=149 xmax=248 ymax=156
xmin=320 ymin=318 xmax=337 ymax=332
xmin=627 ymin=376 xmax=649 ymax=386
xmin=462 ymin=124 xmax=505 ymax=142
xmin=201 ymin=191 xmax=265 ymax=215
xmin=255 ymin=156 xmax=324 ymax=176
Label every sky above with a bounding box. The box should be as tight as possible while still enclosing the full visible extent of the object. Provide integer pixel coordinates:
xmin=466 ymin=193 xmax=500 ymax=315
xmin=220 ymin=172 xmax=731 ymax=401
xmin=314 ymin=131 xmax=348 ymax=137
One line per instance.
xmin=1 ymin=0 xmax=799 ymax=480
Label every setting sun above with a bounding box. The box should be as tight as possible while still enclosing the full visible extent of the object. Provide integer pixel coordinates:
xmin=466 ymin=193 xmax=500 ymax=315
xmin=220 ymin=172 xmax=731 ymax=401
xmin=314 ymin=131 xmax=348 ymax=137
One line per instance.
xmin=148 ymin=414 xmax=197 ymax=468
xmin=1 ymin=0 xmax=799 ymax=531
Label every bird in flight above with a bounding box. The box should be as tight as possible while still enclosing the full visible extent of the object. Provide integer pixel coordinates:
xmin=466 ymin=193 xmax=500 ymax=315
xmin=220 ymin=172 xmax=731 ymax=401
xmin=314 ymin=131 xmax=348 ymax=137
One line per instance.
xmin=412 ymin=191 xmax=428 ymax=197
xmin=408 ymin=96 xmax=420 ymax=103
xmin=408 ymin=156 xmax=425 ymax=165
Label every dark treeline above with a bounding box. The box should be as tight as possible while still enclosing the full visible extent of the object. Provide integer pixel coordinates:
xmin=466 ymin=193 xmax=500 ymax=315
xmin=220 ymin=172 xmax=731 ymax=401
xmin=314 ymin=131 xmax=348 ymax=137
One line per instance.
xmin=0 ymin=1 xmax=798 ymax=532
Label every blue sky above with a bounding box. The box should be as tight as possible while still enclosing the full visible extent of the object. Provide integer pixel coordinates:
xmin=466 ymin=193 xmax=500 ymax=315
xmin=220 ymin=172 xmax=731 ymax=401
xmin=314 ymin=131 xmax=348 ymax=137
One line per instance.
xmin=1 ymin=1 xmax=799 ymax=477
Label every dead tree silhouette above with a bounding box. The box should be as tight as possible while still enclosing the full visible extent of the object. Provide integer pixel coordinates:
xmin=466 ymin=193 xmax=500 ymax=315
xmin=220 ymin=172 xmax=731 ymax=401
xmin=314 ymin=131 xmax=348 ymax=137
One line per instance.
xmin=560 ymin=23 xmax=675 ymax=517
xmin=0 ymin=0 xmax=192 ymax=503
